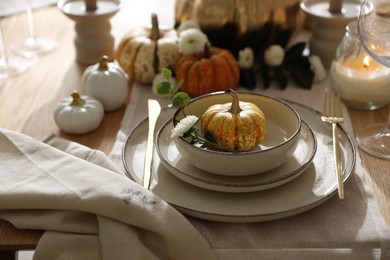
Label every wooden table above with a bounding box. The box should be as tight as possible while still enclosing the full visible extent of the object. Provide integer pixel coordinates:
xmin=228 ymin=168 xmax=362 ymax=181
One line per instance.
xmin=0 ymin=2 xmax=389 ymax=259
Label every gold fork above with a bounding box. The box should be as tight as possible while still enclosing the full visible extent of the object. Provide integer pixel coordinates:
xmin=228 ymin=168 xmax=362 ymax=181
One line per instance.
xmin=321 ymin=90 xmax=345 ymax=200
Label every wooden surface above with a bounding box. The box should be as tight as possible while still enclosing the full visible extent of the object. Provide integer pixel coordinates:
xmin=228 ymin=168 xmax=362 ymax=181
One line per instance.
xmin=0 ymin=1 xmax=389 ymax=255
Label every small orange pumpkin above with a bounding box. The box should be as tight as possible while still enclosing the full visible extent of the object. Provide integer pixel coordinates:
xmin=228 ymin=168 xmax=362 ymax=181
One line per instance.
xmin=201 ymin=89 xmax=266 ymax=151
xmin=175 ymin=44 xmax=240 ymax=97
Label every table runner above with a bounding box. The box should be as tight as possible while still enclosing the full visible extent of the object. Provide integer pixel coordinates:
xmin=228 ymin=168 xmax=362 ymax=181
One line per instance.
xmin=109 ymin=80 xmax=390 ymax=259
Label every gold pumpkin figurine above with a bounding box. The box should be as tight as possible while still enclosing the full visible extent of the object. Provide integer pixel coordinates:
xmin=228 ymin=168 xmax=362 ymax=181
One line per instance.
xmin=201 ymin=89 xmax=267 ymax=151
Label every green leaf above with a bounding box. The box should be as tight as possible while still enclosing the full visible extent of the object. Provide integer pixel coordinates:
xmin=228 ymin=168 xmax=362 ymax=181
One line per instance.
xmin=171 ymin=92 xmax=190 ymax=108
xmin=161 ymin=68 xmax=172 ymax=78
xmin=171 ymin=79 xmax=184 ymax=94
xmin=189 ymin=128 xmax=200 ymax=140
xmin=182 ymin=130 xmax=192 ymax=138
xmin=204 ymin=131 xmax=217 ymax=144
xmin=156 ymin=81 xmax=172 ymax=96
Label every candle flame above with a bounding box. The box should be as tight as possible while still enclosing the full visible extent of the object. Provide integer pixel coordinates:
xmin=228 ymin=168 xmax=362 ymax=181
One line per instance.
xmin=363 ymin=56 xmax=370 ymax=68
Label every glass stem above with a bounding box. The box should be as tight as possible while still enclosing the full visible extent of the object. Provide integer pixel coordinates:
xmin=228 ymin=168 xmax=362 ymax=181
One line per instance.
xmin=0 ymin=19 xmax=8 ymax=67
xmin=385 ymin=111 xmax=390 ymax=135
xmin=26 ymin=0 xmax=37 ymax=41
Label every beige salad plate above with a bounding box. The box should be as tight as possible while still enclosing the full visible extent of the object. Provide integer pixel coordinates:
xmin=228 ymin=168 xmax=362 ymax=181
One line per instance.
xmin=157 ymin=119 xmax=317 ymax=193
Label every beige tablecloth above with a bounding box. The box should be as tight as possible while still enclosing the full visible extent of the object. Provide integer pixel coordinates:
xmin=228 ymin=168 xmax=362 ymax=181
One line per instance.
xmin=109 ymin=80 xmax=390 ymax=259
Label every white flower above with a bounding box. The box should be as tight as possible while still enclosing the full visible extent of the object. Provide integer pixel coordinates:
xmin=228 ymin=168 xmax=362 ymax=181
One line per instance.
xmin=238 ymin=47 xmax=254 ymax=69
xmin=309 ymin=55 xmax=327 ymax=82
xmin=152 ymin=73 xmax=176 ymax=96
xmin=177 ymin=20 xmax=200 ymax=34
xmin=171 ymin=115 xmax=199 ymax=138
xmin=264 ymin=45 xmax=284 ymax=67
xmin=178 ymin=28 xmax=209 ymax=55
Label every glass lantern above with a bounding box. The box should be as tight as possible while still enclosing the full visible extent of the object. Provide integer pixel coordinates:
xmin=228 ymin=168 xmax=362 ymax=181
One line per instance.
xmin=329 ymin=21 xmax=390 ymax=110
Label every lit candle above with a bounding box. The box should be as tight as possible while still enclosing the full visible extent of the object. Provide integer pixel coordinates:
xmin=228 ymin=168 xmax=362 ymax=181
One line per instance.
xmin=330 ymin=54 xmax=390 ymax=110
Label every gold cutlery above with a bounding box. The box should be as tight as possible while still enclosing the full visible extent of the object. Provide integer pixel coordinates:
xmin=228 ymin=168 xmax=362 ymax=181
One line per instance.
xmin=321 ymin=90 xmax=345 ymax=200
xmin=143 ymin=99 xmax=161 ymax=189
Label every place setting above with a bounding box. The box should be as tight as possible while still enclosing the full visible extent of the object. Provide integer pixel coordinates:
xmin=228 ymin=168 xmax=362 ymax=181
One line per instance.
xmin=122 ymin=87 xmax=356 ymax=223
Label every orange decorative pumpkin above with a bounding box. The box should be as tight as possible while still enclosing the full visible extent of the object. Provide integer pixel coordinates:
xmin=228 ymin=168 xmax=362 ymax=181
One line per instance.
xmin=175 ymin=44 xmax=240 ymax=97
xmin=116 ymin=14 xmax=180 ymax=84
xmin=201 ymin=89 xmax=266 ymax=151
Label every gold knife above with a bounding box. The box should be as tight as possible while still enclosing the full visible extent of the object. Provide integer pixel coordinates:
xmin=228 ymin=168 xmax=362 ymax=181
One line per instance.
xmin=143 ymin=99 xmax=161 ymax=189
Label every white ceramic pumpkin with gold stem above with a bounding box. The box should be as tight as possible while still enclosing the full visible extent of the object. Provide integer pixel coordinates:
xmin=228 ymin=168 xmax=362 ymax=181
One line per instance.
xmin=54 ymin=91 xmax=104 ymax=134
xmin=82 ymin=55 xmax=128 ymax=111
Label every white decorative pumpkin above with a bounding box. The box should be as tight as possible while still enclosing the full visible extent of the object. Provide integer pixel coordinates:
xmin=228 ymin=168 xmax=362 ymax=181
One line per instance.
xmin=82 ymin=55 xmax=128 ymax=111
xmin=54 ymin=91 xmax=104 ymax=134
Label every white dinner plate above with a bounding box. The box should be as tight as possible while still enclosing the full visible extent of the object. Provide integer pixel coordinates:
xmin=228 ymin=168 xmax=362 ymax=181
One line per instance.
xmin=157 ymin=119 xmax=317 ymax=193
xmin=122 ymin=102 xmax=356 ymax=223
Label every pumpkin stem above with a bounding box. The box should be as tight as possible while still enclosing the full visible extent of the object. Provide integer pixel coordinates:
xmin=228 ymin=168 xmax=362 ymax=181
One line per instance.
xmin=203 ymin=43 xmax=210 ymax=58
xmin=70 ymin=91 xmax=86 ymax=107
xmin=225 ymin=89 xmax=242 ymax=114
xmin=98 ymin=55 xmax=109 ymax=71
xmin=150 ymin=13 xmax=160 ymax=41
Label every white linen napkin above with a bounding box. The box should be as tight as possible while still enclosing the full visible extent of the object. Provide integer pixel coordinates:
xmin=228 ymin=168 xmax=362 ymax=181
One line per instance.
xmin=109 ymin=81 xmax=390 ymax=259
xmin=0 ymin=128 xmax=217 ymax=260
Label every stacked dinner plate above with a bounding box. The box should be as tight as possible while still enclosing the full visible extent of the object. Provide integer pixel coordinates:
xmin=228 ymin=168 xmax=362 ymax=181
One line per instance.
xmin=122 ymin=94 xmax=356 ymax=223
xmin=157 ymin=119 xmax=316 ymax=193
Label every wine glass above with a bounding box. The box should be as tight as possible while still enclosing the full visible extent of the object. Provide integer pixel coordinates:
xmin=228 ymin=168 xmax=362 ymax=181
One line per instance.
xmin=0 ymin=18 xmax=29 ymax=79
xmin=356 ymin=0 xmax=390 ymax=159
xmin=10 ymin=0 xmax=56 ymax=58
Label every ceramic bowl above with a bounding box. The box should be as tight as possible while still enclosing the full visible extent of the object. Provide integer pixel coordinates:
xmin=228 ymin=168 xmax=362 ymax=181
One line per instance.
xmin=171 ymin=91 xmax=302 ymax=176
